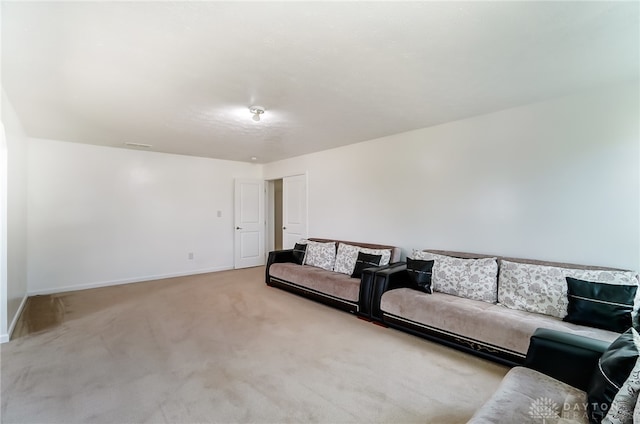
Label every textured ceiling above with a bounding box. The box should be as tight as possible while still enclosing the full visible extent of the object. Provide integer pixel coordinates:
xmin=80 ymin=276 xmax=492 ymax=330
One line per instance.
xmin=2 ymin=1 xmax=638 ymax=163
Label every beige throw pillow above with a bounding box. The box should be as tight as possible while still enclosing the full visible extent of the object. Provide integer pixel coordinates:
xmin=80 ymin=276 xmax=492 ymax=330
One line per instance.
xmin=498 ymin=260 xmax=639 ymax=318
xmin=414 ymin=251 xmax=498 ymax=303
xmin=359 ymin=247 xmax=391 ymax=267
xmin=303 ymin=241 xmax=336 ymax=271
xmin=333 ymin=243 xmax=392 ymax=275
xmin=333 ymin=243 xmax=361 ymax=275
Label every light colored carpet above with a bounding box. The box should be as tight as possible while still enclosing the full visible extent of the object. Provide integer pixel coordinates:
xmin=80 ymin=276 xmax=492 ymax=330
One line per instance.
xmin=1 ymin=267 xmax=508 ymax=423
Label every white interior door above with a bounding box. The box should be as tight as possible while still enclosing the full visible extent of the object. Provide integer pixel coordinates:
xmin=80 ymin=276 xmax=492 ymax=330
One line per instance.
xmin=282 ymin=174 xmax=307 ymax=249
xmin=234 ymin=179 xmax=265 ymax=268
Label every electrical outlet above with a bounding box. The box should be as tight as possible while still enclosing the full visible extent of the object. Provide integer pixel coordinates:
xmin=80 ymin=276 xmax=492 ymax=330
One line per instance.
xmin=188 ymin=252 xmax=194 ymax=260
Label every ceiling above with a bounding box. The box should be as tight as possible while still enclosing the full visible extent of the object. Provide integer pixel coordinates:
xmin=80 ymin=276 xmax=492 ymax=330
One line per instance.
xmin=2 ymin=2 xmax=638 ymax=164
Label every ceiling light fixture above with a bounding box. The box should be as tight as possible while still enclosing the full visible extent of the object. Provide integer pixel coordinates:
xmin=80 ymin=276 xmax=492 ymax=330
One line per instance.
xmin=249 ymin=106 xmax=265 ymax=122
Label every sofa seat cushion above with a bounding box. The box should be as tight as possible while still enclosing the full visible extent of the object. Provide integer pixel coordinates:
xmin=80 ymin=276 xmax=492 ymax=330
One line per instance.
xmin=468 ymin=367 xmax=588 ymax=423
xmin=381 ymin=289 xmax=619 ymax=356
xmin=269 ymin=263 xmax=360 ymax=302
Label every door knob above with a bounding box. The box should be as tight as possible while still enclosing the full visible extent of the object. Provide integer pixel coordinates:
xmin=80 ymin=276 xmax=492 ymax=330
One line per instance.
xmin=283 ymin=227 xmax=287 ymax=230
xmin=236 ymin=226 xmax=242 ymax=230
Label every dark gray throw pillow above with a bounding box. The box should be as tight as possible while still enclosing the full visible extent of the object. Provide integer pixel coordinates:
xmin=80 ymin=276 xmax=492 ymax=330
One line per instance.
xmin=292 ymin=243 xmax=307 ymax=265
xmin=351 ymin=252 xmax=382 ymax=279
xmin=564 ymin=277 xmax=637 ymax=333
xmin=406 ymin=258 xmax=434 ymax=293
xmin=587 ymin=327 xmax=640 ymax=423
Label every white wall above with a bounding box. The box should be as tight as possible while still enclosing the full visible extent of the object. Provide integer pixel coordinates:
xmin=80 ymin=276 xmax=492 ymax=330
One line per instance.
xmin=1 ymin=90 xmax=29 ymax=342
xmin=16 ymin=80 xmax=640 ymax=298
xmin=28 ymin=139 xmax=261 ymax=294
xmin=0 ymin=121 xmax=6 ymax=341
xmin=264 ymin=82 xmax=640 ymax=270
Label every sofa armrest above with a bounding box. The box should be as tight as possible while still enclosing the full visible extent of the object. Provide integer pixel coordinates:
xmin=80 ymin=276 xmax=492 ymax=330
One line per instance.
xmin=359 ymin=262 xmax=406 ymax=318
xmin=362 ymin=262 xmax=406 ymax=278
xmin=524 ymin=328 xmax=610 ymax=391
xmin=370 ymin=264 xmax=411 ymax=321
xmin=267 ymin=249 xmax=296 ymax=265
xmin=265 ymin=249 xmax=296 ymax=284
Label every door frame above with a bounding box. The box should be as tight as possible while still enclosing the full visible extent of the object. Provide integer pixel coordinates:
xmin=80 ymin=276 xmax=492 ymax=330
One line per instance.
xmin=265 ymin=181 xmax=276 ymax=255
xmin=265 ymin=172 xmax=308 ymax=260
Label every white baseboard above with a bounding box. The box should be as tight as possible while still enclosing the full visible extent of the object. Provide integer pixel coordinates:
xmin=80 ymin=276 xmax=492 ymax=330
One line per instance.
xmin=1 ymin=267 xmax=238 ymax=342
xmin=27 ymin=266 xmax=234 ymax=296
xmin=8 ymin=294 xmax=28 ymax=339
xmin=1 ymin=293 xmax=28 ymax=344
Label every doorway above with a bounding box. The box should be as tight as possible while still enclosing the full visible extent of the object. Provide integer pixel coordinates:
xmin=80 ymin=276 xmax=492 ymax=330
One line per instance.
xmin=273 ymin=179 xmax=283 ymax=250
xmin=266 ymin=174 xmax=307 ymax=255
xmin=266 ymin=178 xmax=284 ymax=253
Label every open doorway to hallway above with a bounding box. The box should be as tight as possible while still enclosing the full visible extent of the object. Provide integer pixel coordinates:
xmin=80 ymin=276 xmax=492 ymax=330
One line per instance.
xmin=273 ymin=179 xmax=283 ymax=250
xmin=266 ymin=179 xmax=282 ymax=254
xmin=266 ymin=174 xmax=307 ymax=256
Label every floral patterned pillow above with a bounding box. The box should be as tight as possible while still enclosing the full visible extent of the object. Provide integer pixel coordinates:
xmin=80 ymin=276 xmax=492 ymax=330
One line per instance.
xmin=498 ymin=260 xmax=639 ymax=319
xmin=303 ymin=241 xmax=336 ymax=271
xmin=588 ymin=328 xmax=640 ymax=424
xmin=333 ymin=243 xmax=361 ymax=275
xmin=411 ymin=249 xmax=429 ymax=260
xmin=603 ymin=354 xmax=640 ymax=424
xmin=634 ymin=387 xmax=640 ymax=423
xmin=418 ymin=252 xmax=499 ymax=303
xmin=359 ymin=247 xmax=391 ymax=266
xmin=333 ymin=244 xmax=391 ymax=275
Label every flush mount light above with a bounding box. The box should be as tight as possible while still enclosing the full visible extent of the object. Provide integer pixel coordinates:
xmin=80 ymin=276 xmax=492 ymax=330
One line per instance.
xmin=249 ymin=106 xmax=265 ymax=122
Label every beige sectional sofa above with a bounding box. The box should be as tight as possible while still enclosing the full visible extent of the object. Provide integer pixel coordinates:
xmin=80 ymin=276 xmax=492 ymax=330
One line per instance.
xmin=373 ymin=250 xmax=638 ymax=365
xmin=470 ymin=328 xmax=640 ymax=423
xmin=266 ymin=238 xmax=401 ymax=317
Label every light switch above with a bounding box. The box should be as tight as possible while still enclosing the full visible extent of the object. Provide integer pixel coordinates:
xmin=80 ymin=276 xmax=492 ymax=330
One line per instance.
xmin=217 ymin=210 xmax=222 ymax=217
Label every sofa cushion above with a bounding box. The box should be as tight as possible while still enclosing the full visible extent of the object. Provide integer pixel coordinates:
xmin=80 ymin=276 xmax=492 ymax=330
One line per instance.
xmin=498 ymin=260 xmax=639 ymax=319
xmin=406 ymin=258 xmax=434 ymax=293
xmin=304 ymin=240 xmax=336 ymax=271
xmin=292 ymin=242 xmax=308 ymax=265
xmin=587 ymin=327 xmax=640 ymax=424
xmin=333 ymin=243 xmax=361 ymax=275
xmin=603 ymin=357 xmax=640 ymax=424
xmin=380 ymin=288 xmax=619 ymax=356
xmin=468 ymin=367 xmax=588 ymax=424
xmin=311 ymin=238 xmax=400 ymax=263
xmin=333 ymin=243 xmax=392 ymax=275
xmin=564 ymin=277 xmax=637 ymax=333
xmin=269 ymin=262 xmax=360 ymax=302
xmin=563 ymin=391 xmax=590 ymax=422
xmin=351 ymin=252 xmax=382 ymax=279
xmin=359 ymin=247 xmax=391 ymax=266
xmin=412 ymin=251 xmax=498 ymax=303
